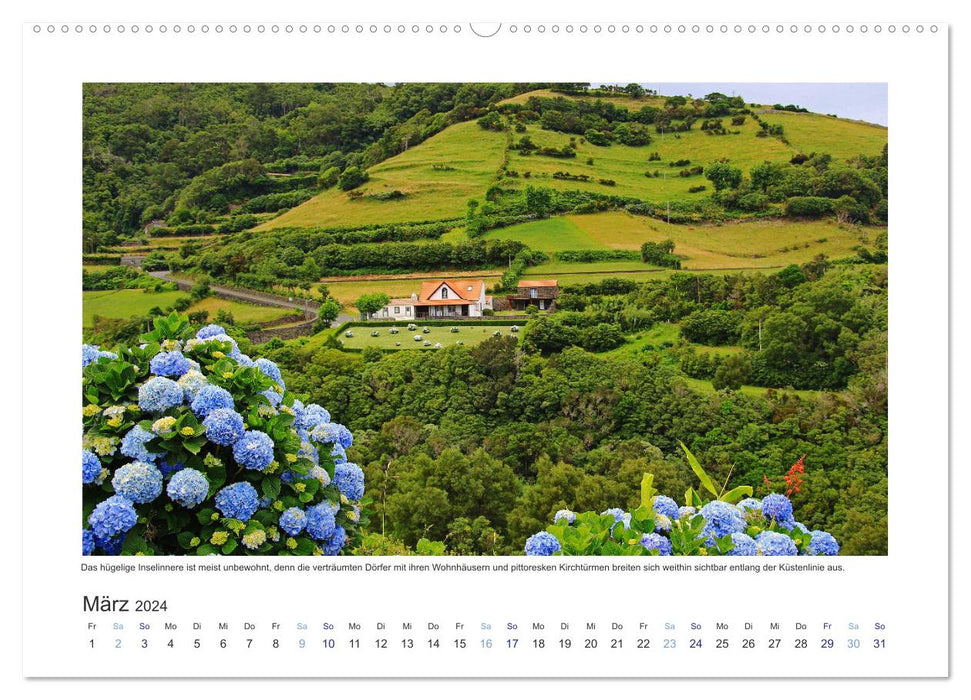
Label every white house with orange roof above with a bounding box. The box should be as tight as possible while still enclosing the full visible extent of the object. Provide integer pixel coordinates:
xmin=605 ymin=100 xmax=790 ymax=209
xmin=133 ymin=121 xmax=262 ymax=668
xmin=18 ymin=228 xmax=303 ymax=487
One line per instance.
xmin=370 ymin=279 xmax=493 ymax=321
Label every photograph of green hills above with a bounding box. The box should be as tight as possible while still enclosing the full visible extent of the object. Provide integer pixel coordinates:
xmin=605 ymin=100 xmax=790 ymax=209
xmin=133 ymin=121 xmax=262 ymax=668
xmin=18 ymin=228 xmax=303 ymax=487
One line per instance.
xmin=82 ymin=83 xmax=888 ymax=555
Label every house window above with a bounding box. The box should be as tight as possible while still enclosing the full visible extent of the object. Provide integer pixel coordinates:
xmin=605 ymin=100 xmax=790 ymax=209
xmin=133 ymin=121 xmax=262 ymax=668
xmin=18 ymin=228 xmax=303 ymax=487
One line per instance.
xmin=394 ymin=307 xmax=400 ymax=314
xmin=539 ymin=300 xmax=545 ymax=310
xmin=530 ymin=288 xmax=537 ymax=298
xmin=406 ymin=307 xmax=411 ymax=314
xmin=382 ymin=308 xmax=388 ymax=316
xmin=441 ymin=287 xmax=449 ymax=299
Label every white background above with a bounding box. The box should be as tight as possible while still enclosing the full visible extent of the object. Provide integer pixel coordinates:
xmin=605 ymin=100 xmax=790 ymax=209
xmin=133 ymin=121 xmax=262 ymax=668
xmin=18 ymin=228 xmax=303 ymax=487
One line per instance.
xmin=7 ymin=0 xmax=968 ymax=697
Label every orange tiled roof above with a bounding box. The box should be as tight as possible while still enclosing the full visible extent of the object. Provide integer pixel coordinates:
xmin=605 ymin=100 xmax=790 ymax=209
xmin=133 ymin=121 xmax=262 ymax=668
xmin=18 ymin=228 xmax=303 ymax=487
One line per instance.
xmin=418 ymin=280 xmax=484 ymax=302
xmin=518 ymin=279 xmax=558 ymax=288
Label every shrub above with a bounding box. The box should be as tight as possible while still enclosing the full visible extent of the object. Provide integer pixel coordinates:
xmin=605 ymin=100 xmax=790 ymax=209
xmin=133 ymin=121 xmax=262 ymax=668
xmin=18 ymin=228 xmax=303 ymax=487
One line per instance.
xmin=318 ymin=166 xmax=340 ymax=189
xmin=786 ymin=196 xmax=834 ymax=218
xmin=712 ymin=353 xmax=752 ymax=391
xmin=217 ymin=214 xmax=259 ymax=233
xmin=640 ymin=240 xmax=681 ymax=269
xmin=337 ymin=166 xmax=369 ymax=191
xmin=81 ymin=313 xmax=364 ymax=556
xmin=737 ymin=193 xmax=769 ymax=212
xmin=704 ymin=162 xmax=743 ymax=191
xmin=680 ymin=309 xmax=742 ymax=345
xmin=583 ymin=129 xmax=611 ymax=146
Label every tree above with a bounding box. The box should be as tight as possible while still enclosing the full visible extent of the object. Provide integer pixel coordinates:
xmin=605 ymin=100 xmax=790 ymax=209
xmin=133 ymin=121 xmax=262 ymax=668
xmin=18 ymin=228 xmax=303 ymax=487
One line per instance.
xmin=522 ymin=185 xmax=554 ymax=218
xmin=704 ymin=162 xmax=743 ymax=191
xmin=354 ymin=292 xmax=391 ymax=320
xmin=318 ymin=165 xmax=340 ymax=189
xmin=318 ymin=298 xmax=342 ymax=324
xmin=317 ymin=283 xmax=331 ymax=300
xmin=712 ymin=353 xmax=752 ymax=391
xmin=337 ymin=166 xmax=369 ymax=191
xmin=623 ymin=83 xmax=645 ymax=99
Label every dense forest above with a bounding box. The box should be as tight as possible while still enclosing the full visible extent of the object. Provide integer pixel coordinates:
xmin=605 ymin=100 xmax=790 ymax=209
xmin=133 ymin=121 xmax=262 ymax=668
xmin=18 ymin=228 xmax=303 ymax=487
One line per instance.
xmin=83 ymin=82 xmax=537 ymax=249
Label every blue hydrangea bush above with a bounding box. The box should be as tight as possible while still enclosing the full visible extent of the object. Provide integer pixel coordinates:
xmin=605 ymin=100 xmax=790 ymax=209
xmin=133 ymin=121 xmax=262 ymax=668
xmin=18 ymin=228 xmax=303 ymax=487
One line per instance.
xmin=81 ymin=313 xmax=367 ymax=556
xmin=524 ymin=445 xmax=839 ymax=557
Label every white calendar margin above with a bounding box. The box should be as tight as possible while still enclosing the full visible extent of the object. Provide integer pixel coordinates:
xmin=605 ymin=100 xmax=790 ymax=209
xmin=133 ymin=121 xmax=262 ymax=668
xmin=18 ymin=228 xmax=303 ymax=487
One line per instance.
xmin=17 ymin=0 xmax=951 ymax=685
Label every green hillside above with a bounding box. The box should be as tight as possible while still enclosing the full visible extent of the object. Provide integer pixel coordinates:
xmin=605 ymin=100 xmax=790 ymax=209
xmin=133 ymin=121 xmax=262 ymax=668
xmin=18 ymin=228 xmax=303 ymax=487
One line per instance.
xmin=259 ymin=88 xmax=887 ymax=233
xmin=256 ymin=120 xmax=508 ymax=230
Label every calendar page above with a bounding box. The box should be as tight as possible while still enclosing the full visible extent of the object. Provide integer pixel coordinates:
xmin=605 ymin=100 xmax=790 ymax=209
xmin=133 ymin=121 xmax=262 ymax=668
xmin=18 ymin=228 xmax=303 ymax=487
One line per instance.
xmin=17 ymin=0 xmax=958 ymax=691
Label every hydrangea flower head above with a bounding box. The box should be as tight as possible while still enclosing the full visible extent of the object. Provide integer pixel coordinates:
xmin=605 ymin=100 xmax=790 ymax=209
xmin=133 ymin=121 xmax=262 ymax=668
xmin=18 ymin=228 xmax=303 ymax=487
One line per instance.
xmin=639 ymin=533 xmax=672 ymax=555
xmin=196 ymin=324 xmax=227 ymax=340
xmin=151 ymin=416 xmax=177 ymax=436
xmin=254 ymin=358 xmax=284 ymax=390
xmin=525 ymin=531 xmax=561 ymax=556
xmin=297 ymin=404 xmax=331 ymax=431
xmin=756 ymin=530 xmax=798 ymax=556
xmin=231 ymin=352 xmax=254 ymax=367
xmin=88 ymin=496 xmax=138 ymax=540
xmin=333 ymin=462 xmax=365 ymax=501
xmin=82 ymin=344 xmax=117 ymax=368
xmin=761 ymin=493 xmax=795 ymax=527
xmin=321 ymin=525 xmax=346 ymax=556
xmin=82 ymin=528 xmax=95 ymax=556
xmin=82 ymin=450 xmax=101 ymax=484
xmin=553 ymin=509 xmax=576 ymax=525
xmin=654 ymin=513 xmax=672 ymax=532
xmin=203 ymin=408 xmax=245 ymax=446
xmin=699 ymin=500 xmax=747 ymax=545
xmin=138 ymin=376 xmax=184 ymax=413
xmin=298 ymin=440 xmax=319 ymax=466
xmin=112 ymin=461 xmax=164 ymax=504
xmin=150 ymin=351 xmax=192 ymax=378
xmin=652 ymin=495 xmax=680 ymax=523
xmin=308 ymin=466 xmax=331 ymax=487
xmin=330 ymin=443 xmax=347 ymax=465
xmin=279 ymin=508 xmax=307 ymax=536
xmin=262 ymin=390 xmax=282 ymax=408
xmin=190 ymin=385 xmax=234 ymax=418
xmin=82 ymin=344 xmax=100 ymax=368
xmin=310 ymin=422 xmax=341 ymax=445
xmin=678 ymin=506 xmax=697 ymax=520
xmin=242 ymin=530 xmax=267 ymax=550
xmin=232 ymin=430 xmax=275 ymax=471
xmin=177 ymin=369 xmax=208 ymax=402
xmin=120 ymin=425 xmax=162 ymax=463
xmin=214 ymin=482 xmax=259 ymax=521
xmin=807 ymin=530 xmax=840 ymax=556
xmin=335 ymin=424 xmax=353 ymax=449
xmin=166 ymin=468 xmax=209 ymax=509
xmin=726 ymin=532 xmax=758 ymax=556
xmin=601 ymin=508 xmax=632 ymax=530
xmin=305 ymin=503 xmax=337 ymax=541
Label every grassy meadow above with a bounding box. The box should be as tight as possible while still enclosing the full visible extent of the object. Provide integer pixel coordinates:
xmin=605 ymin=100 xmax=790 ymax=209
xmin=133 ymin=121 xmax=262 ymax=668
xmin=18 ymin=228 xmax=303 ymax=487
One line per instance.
xmin=83 ymin=289 xmax=293 ymax=328
xmin=255 ymin=121 xmax=508 ymax=230
xmin=483 ymin=211 xmax=883 ymax=270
